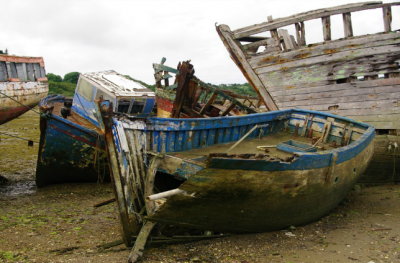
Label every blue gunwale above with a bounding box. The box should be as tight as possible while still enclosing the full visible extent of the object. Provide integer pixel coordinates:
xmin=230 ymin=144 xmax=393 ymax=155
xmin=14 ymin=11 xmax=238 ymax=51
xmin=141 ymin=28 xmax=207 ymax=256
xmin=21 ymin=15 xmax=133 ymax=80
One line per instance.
xmin=119 ymin=109 xmax=375 ymax=172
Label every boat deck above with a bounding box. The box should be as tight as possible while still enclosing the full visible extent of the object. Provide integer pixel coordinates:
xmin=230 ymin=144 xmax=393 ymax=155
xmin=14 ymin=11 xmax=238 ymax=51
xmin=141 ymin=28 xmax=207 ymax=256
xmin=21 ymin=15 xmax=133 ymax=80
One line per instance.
xmin=51 ymin=101 xmax=102 ymax=134
xmin=171 ymin=132 xmax=336 ymax=160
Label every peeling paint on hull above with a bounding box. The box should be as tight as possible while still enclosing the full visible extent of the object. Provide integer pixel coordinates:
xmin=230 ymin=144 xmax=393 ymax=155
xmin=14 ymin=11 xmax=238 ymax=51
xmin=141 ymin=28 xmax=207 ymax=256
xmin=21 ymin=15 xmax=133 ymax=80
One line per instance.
xmin=35 ymin=111 xmax=110 ymax=187
xmin=0 ymin=82 xmax=48 ymax=124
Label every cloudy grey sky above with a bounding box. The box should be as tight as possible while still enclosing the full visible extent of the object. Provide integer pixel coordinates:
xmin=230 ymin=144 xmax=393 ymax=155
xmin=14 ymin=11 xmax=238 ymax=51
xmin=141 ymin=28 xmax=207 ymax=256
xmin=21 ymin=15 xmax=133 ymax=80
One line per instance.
xmin=2 ymin=0 xmax=399 ymax=85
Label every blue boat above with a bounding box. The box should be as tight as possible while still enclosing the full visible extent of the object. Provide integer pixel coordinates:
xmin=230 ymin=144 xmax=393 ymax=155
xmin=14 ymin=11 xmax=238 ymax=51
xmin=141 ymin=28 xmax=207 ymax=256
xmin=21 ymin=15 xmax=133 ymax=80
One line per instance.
xmin=95 ymin=99 xmax=374 ymax=260
xmin=35 ymin=70 xmax=156 ymax=187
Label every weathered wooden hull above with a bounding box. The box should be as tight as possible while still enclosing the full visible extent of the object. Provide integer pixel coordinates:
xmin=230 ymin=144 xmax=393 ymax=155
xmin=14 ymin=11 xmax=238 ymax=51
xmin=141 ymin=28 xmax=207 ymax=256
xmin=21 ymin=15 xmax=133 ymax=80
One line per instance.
xmin=0 ymin=81 xmax=48 ymax=124
xmin=35 ymin=100 xmax=110 ymax=187
xmin=148 ymin=142 xmax=373 ymax=232
xmin=216 ymin=2 xmax=400 ymax=183
xmin=102 ymin=108 xmax=374 ymax=244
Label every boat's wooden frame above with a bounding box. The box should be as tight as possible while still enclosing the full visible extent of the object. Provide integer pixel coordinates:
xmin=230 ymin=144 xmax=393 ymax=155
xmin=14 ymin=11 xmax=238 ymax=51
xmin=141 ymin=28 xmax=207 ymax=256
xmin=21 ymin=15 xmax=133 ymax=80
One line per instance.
xmin=216 ymin=1 xmax=400 ymax=182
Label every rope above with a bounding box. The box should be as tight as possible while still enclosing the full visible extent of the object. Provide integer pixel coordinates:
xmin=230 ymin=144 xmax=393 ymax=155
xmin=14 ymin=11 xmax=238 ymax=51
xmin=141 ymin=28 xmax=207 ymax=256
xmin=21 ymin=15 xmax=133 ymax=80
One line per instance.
xmin=0 ymin=131 xmax=39 ymax=143
xmin=0 ymin=90 xmax=41 ymax=115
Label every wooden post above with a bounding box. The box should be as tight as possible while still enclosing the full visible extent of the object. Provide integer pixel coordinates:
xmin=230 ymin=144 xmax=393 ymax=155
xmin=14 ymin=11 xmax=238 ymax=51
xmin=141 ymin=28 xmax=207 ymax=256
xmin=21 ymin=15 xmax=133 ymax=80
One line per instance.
xmin=383 ymin=6 xmax=392 ymax=32
xmin=343 ymin=12 xmax=353 ymax=38
xmin=268 ymin=15 xmax=282 ymax=51
xmin=220 ymin=103 xmax=236 ymax=116
xmin=295 ymin=22 xmax=306 ymax=46
xmin=199 ymin=92 xmax=218 ymax=115
xmin=322 ymin=16 xmax=331 ymax=41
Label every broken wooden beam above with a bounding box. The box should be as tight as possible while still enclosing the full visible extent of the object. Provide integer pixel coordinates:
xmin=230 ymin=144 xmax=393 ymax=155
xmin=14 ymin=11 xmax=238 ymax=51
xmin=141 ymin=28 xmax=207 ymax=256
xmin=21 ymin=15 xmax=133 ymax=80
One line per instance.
xmin=146 ymin=189 xmax=186 ymax=201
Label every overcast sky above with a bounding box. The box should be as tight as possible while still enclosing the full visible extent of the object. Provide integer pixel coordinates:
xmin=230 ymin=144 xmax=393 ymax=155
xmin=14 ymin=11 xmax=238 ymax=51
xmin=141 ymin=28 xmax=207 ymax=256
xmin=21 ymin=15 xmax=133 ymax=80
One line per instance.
xmin=2 ymin=0 xmax=399 ymax=85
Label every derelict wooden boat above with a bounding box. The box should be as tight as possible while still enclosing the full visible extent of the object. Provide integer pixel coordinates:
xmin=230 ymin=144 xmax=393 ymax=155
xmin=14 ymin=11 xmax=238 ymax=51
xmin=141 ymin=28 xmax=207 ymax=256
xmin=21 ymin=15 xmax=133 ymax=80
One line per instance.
xmin=216 ymin=1 xmax=400 ymax=183
xmin=35 ymin=71 xmax=156 ymax=187
xmin=96 ymin=101 xmax=374 ymax=260
xmin=0 ymin=54 xmax=48 ymax=125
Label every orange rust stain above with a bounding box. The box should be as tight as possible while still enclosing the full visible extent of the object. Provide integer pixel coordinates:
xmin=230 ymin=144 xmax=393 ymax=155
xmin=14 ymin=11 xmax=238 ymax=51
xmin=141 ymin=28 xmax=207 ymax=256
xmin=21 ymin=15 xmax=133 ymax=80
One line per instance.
xmin=276 ymin=59 xmax=289 ymax=64
xmin=369 ymin=94 xmax=375 ymax=97
xmin=280 ymin=67 xmax=288 ymax=70
xmin=285 ymin=86 xmax=295 ymax=90
xmin=260 ymin=56 xmax=278 ymax=64
xmin=294 ymin=53 xmax=311 ymax=59
xmin=324 ymin=48 xmax=340 ymax=54
xmin=347 ymin=44 xmax=360 ymax=48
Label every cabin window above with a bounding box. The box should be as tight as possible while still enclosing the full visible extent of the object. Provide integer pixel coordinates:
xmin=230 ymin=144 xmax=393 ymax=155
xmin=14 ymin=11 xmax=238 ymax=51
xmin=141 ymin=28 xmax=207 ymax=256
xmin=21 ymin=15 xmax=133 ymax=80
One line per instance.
xmin=26 ymin=64 xmax=35 ymax=81
xmin=15 ymin=63 xmax=27 ymax=81
xmin=6 ymin=62 xmax=18 ymax=79
xmin=33 ymin=63 xmax=41 ymax=79
xmin=0 ymin=62 xmax=7 ymax=81
xmin=76 ymin=79 xmax=95 ymax=101
xmin=130 ymin=98 xmax=146 ymax=115
xmin=95 ymin=88 xmax=114 ymax=103
xmin=117 ymin=99 xmax=131 ymax=113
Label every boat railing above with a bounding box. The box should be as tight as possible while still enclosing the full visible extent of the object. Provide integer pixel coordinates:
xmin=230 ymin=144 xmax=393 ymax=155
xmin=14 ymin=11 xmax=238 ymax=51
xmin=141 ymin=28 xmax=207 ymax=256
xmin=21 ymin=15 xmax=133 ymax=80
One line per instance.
xmin=230 ymin=1 xmax=399 ymax=53
xmin=0 ymin=55 xmax=47 ymax=82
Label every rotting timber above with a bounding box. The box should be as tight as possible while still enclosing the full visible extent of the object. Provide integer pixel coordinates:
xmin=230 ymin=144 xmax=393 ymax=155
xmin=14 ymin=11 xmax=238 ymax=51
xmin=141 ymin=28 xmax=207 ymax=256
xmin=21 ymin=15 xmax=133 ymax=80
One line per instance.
xmin=0 ymin=54 xmax=48 ymax=125
xmin=154 ymin=58 xmax=264 ymax=118
xmin=96 ymin=95 xmax=375 ymax=261
xmin=216 ymin=1 xmax=400 ymax=183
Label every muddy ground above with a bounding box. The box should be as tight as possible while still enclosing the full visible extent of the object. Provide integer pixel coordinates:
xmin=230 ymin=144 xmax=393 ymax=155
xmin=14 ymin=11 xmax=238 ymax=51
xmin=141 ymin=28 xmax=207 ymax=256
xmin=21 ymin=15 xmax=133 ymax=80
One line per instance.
xmin=0 ymin=110 xmax=399 ymax=263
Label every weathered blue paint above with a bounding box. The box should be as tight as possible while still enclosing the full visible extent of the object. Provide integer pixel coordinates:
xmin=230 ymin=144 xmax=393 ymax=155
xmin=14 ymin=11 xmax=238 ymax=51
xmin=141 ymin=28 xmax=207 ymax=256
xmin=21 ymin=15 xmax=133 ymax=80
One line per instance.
xmin=111 ymin=109 xmax=374 ymax=181
xmin=277 ymin=140 xmax=318 ymax=153
xmin=35 ymin=110 xmax=110 ymax=187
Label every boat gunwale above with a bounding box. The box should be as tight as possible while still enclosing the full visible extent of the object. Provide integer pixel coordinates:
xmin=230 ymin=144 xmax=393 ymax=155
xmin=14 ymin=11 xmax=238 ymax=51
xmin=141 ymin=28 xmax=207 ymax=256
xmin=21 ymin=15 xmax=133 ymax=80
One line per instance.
xmin=116 ymin=109 xmax=375 ymax=167
xmin=230 ymin=1 xmax=400 ymax=39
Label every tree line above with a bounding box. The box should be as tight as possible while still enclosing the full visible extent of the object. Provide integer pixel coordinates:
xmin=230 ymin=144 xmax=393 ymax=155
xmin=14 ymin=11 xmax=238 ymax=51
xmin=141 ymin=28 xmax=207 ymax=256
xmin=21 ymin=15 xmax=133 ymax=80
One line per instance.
xmin=47 ymin=72 xmax=256 ymax=97
xmin=47 ymin=72 xmax=80 ymax=97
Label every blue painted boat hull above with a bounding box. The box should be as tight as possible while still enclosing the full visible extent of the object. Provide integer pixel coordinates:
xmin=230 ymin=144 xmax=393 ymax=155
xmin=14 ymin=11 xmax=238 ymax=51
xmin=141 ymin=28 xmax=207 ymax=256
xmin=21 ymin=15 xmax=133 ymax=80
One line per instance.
xmin=36 ymin=108 xmax=110 ymax=187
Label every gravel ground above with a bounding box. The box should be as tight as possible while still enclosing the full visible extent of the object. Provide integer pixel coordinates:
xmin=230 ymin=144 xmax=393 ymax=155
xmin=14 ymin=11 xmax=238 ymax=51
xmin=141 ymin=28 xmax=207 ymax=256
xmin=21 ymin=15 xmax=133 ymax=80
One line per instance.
xmin=1 ymin=110 xmax=399 ymax=263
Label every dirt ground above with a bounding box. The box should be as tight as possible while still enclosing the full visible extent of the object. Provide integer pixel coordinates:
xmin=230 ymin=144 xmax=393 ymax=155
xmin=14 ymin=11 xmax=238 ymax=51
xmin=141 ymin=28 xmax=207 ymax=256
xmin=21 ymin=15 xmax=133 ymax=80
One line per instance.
xmin=1 ymin=110 xmax=400 ymax=263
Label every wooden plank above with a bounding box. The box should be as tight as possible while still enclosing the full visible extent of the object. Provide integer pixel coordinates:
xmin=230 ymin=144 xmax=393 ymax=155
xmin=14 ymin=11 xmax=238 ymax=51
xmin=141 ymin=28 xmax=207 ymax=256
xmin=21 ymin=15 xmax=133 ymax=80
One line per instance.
xmin=242 ymin=38 xmax=280 ymax=52
xmin=295 ymin=22 xmax=306 ymax=46
xmin=220 ymin=103 xmax=236 ymax=116
xmin=258 ymin=62 xmax=400 ymax=92
xmin=322 ymin=16 xmax=331 ymax=41
xmin=199 ymin=92 xmax=218 ymax=115
xmin=274 ymin=86 xmax=400 ymax=104
xmin=232 ymin=2 xmax=400 ymax=39
xmin=343 ymin=13 xmax=353 ymax=37
xmin=278 ymin=99 xmax=399 ymax=112
xmin=255 ymin=43 xmax=400 ymax=76
xmin=153 ymin=63 xmax=179 ymax=74
xmin=382 ymin=6 xmax=392 ymax=32
xmin=249 ymin=32 xmax=400 ymax=69
xmin=216 ymin=25 xmax=279 ymax=111
xmin=270 ymin=77 xmax=400 ymax=97
xmin=279 ymin=29 xmax=295 ymax=50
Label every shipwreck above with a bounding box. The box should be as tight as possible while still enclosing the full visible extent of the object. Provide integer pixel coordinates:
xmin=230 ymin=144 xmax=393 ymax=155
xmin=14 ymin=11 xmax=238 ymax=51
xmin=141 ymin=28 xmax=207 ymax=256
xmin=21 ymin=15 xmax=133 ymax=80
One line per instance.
xmin=93 ymin=60 xmax=375 ymax=262
xmin=216 ymin=1 xmax=400 ymax=182
xmin=0 ymin=54 xmax=48 ymax=125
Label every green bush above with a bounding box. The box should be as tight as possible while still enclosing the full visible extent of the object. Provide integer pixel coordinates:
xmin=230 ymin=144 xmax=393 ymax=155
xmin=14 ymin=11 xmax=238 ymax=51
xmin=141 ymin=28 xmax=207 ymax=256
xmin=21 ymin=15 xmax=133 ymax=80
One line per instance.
xmin=48 ymin=81 xmax=76 ymax=97
xmin=47 ymin=73 xmax=62 ymax=82
xmin=63 ymin=72 xmax=80 ymax=84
